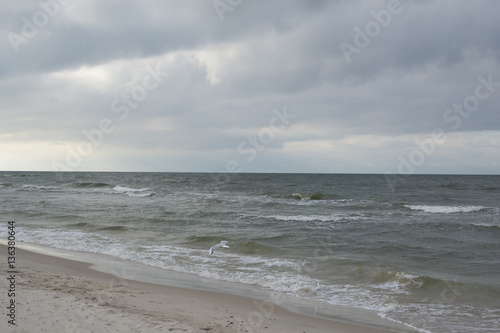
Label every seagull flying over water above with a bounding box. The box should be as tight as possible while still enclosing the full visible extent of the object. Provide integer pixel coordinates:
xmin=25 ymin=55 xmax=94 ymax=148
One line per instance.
xmin=209 ymin=241 xmax=229 ymax=255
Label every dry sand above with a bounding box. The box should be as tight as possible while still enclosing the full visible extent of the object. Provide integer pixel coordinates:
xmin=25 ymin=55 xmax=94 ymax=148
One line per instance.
xmin=1 ymin=245 xmax=399 ymax=333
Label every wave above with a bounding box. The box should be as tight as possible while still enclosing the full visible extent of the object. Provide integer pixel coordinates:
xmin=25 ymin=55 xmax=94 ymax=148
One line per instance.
xmin=377 ymin=275 xmax=424 ymax=295
xmin=470 ymin=222 xmax=500 ymax=230
xmin=370 ymin=270 xmax=471 ymax=297
xmin=371 ymin=271 xmax=427 ymax=292
xmin=9 ymin=228 xmax=306 ymax=292
xmin=290 ymin=192 xmax=324 ymax=200
xmin=484 ymin=186 xmax=500 ymax=191
xmin=288 ymin=192 xmax=343 ymax=201
xmin=181 ymin=236 xmax=278 ymax=255
xmin=439 ymin=183 xmax=466 ymax=190
xmin=111 ymin=185 xmax=156 ymax=197
xmin=4 ymin=226 xmax=496 ymax=333
xmin=253 ymin=213 xmax=368 ymax=223
xmin=230 ymin=241 xmax=277 ymax=255
xmin=70 ymin=182 xmax=112 ymax=188
xmin=404 ymin=205 xmax=486 ymax=214
xmin=21 ymin=184 xmax=60 ymax=191
xmin=265 ymin=197 xmax=376 ymax=209
xmin=183 ymin=235 xmax=228 ymax=245
xmin=66 ymin=222 xmax=91 ymax=229
xmin=96 ymin=225 xmax=128 ymax=232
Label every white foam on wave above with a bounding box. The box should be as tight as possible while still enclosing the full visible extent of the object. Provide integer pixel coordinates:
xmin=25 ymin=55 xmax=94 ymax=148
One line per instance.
xmin=259 ymin=214 xmax=367 ymax=223
xmin=281 ymin=197 xmax=373 ymax=207
xmin=3 ymin=228 xmax=360 ymax=301
xmin=3 ymin=228 xmax=394 ymax=311
xmin=21 ymin=184 xmax=60 ymax=191
xmin=12 ymin=228 xmax=327 ymax=304
xmin=470 ymin=222 xmax=500 ymax=229
xmin=112 ymin=186 xmax=156 ymax=197
xmin=378 ymin=309 xmax=433 ymax=333
xmin=404 ymin=205 xmax=486 ymax=214
xmin=2 ymin=226 xmax=488 ymax=333
xmin=374 ymin=272 xmax=424 ymax=294
xmin=380 ymin=302 xmax=500 ymax=333
xmin=11 ymin=229 xmax=116 ymax=254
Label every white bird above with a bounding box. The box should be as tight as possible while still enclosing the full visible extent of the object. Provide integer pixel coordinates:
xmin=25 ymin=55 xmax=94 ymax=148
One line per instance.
xmin=209 ymin=241 xmax=229 ymax=255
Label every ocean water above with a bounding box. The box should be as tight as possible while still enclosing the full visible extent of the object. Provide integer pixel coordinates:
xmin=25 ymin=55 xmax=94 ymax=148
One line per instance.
xmin=1 ymin=172 xmax=499 ymax=332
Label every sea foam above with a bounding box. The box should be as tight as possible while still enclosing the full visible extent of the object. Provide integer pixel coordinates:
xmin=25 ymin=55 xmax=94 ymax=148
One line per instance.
xmin=404 ymin=205 xmax=485 ymax=214
xmin=111 ymin=185 xmax=156 ymax=197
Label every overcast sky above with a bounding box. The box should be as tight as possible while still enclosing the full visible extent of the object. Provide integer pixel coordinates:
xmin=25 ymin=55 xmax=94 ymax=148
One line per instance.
xmin=1 ymin=0 xmax=499 ymax=174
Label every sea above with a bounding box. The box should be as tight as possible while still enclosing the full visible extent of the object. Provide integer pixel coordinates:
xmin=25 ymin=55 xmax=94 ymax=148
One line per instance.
xmin=1 ymin=172 xmax=499 ymax=332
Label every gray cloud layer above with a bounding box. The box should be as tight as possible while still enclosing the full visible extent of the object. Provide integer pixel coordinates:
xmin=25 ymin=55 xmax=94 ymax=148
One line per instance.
xmin=1 ymin=0 xmax=499 ymax=173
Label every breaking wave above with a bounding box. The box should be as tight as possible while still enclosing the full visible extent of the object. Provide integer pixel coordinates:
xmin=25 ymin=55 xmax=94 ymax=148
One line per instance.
xmin=404 ymin=205 xmax=486 ymax=214
xmin=111 ymin=186 xmax=156 ymax=197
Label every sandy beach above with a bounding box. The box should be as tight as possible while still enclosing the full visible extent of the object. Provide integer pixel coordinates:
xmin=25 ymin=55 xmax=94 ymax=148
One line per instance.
xmin=0 ymin=244 xmax=402 ymax=333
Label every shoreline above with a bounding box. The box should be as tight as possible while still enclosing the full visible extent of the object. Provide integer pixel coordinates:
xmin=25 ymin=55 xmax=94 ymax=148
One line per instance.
xmin=0 ymin=243 xmax=412 ymax=333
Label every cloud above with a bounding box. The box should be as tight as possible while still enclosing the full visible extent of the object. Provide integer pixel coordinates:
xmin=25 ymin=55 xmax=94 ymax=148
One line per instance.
xmin=1 ymin=0 xmax=499 ymax=173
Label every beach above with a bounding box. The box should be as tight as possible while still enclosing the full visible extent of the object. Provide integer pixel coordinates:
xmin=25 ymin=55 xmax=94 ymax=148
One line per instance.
xmin=1 ymin=244 xmax=398 ymax=333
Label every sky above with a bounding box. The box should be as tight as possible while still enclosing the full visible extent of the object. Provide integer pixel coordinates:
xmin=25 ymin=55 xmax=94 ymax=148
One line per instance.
xmin=1 ymin=0 xmax=499 ymax=174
